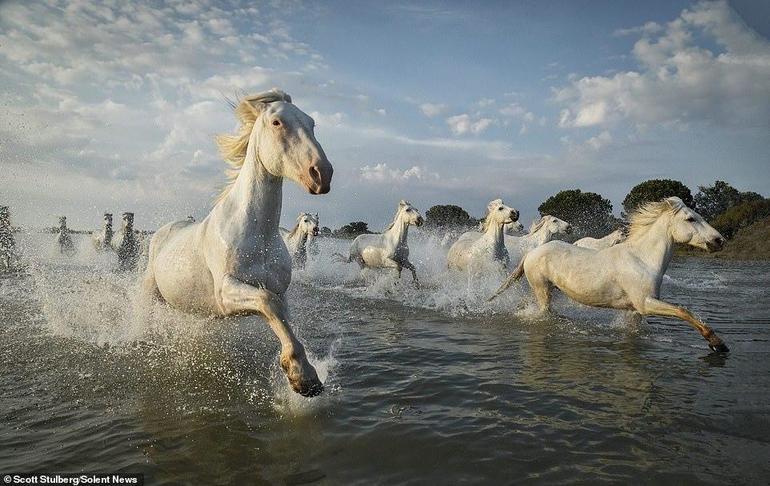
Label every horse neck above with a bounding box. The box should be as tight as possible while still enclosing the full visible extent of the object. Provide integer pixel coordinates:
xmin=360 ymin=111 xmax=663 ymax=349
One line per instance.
xmin=627 ymin=217 xmax=674 ymax=274
xmin=383 ymin=215 xmax=409 ymax=247
xmin=213 ymin=148 xmax=283 ymax=244
xmin=524 ymin=227 xmax=549 ymax=247
xmin=483 ymin=221 xmax=505 ymax=249
xmin=292 ymin=228 xmax=308 ymax=251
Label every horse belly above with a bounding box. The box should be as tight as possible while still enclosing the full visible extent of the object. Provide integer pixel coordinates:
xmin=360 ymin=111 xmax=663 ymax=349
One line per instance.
xmin=153 ymin=234 xmax=218 ymax=314
xmin=547 ymin=260 xmax=629 ymax=309
xmin=361 ymin=247 xmax=387 ymax=268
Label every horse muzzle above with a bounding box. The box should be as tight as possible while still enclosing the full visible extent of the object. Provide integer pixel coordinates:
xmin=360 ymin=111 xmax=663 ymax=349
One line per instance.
xmin=305 ymin=161 xmax=333 ymax=195
xmin=706 ymin=236 xmax=725 ymax=252
xmin=415 ymin=216 xmax=424 ymax=227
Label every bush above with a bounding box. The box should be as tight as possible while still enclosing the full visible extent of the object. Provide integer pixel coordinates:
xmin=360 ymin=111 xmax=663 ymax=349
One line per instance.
xmin=425 ymin=204 xmax=472 ymax=228
xmin=333 ymin=221 xmax=372 ymax=238
xmin=711 ymin=199 xmax=770 ymax=239
xmin=538 ymin=189 xmax=615 ymax=239
xmin=623 ymin=179 xmax=693 ymax=215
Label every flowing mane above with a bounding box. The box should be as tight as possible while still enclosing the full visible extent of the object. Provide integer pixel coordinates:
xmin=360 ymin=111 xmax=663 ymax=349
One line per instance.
xmin=529 ymin=217 xmax=546 ymax=234
xmin=214 ymin=89 xmax=293 ymax=204
xmin=627 ymin=198 xmax=684 ymax=241
xmin=384 ymin=201 xmax=408 ymax=231
xmin=286 ymin=214 xmax=305 ymax=239
xmin=479 ymin=208 xmax=497 ymax=233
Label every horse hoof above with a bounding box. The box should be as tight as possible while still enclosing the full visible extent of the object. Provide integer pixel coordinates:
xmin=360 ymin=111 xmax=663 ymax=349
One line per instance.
xmin=296 ymin=380 xmax=324 ymax=397
xmin=709 ymin=342 xmax=730 ymax=353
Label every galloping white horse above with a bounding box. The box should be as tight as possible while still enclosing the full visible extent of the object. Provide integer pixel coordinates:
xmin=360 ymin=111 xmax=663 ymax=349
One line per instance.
xmin=447 ymin=199 xmax=519 ymax=272
xmin=344 ymin=200 xmax=424 ymax=284
xmin=280 ymin=212 xmax=319 ymax=269
xmin=92 ymin=212 xmax=113 ymax=251
xmin=55 ymin=216 xmax=76 ymax=256
xmin=490 ymin=197 xmax=729 ymax=352
xmin=574 ymin=229 xmax=625 ymax=250
xmin=112 ymin=212 xmax=140 ymax=270
xmin=505 ymin=215 xmax=571 ymax=263
xmin=143 ymin=89 xmax=333 ymax=396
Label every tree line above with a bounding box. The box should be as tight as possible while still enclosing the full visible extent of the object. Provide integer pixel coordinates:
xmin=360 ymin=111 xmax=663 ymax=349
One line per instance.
xmin=328 ymin=179 xmax=768 ymax=240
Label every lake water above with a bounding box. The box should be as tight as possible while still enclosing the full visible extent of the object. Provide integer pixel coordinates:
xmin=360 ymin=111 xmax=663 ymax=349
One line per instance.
xmin=1 ymin=232 xmax=769 ymax=485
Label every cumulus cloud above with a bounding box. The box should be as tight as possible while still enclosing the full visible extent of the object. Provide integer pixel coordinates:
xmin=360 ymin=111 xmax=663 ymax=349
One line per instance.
xmin=446 ymin=113 xmax=494 ymax=135
xmin=555 ymin=1 xmax=770 ymax=129
xmin=419 ymin=102 xmax=449 ymax=117
xmin=359 ymin=163 xmax=440 ymax=183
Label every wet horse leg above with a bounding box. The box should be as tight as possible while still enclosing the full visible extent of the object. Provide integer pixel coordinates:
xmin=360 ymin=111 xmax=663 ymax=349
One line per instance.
xmin=220 ymin=274 xmax=323 ymax=396
xmin=641 ymin=296 xmax=729 ymax=352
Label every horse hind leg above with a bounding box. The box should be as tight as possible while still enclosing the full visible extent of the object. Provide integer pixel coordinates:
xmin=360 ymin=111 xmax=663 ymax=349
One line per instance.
xmin=527 ymin=271 xmax=553 ymax=315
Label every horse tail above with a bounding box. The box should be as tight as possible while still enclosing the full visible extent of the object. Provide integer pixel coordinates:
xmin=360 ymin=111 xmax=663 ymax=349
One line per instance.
xmin=331 ymin=252 xmax=350 ymax=264
xmin=488 ymin=256 xmax=526 ymax=302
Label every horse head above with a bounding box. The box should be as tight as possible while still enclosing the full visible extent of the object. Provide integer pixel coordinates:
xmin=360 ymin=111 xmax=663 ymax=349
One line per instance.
xmin=398 ymin=200 xmax=424 ymax=227
xmin=297 ymin=212 xmax=320 ymax=237
xmin=504 ymin=220 xmax=525 ymax=235
xmin=666 ymin=197 xmax=724 ymax=251
xmin=244 ymin=90 xmax=332 ymax=195
xmin=483 ymin=199 xmax=519 ymax=231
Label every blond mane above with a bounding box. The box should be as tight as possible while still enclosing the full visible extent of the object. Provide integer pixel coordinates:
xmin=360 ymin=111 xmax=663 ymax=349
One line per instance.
xmin=214 ymin=89 xmax=292 ymax=204
xmin=384 ymin=201 xmax=408 ymax=232
xmin=480 ymin=208 xmax=498 ymax=233
xmin=627 ymin=198 xmax=684 ymax=241
xmin=287 ymin=213 xmax=306 ymax=239
xmin=529 ymin=217 xmax=546 ymax=234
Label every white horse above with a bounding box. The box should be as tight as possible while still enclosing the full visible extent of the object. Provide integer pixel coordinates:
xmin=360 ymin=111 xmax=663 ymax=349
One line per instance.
xmin=112 ymin=212 xmax=140 ymax=270
xmin=490 ymin=197 xmax=729 ymax=352
xmin=505 ymin=215 xmax=571 ymax=263
xmin=92 ymin=212 xmax=113 ymax=251
xmin=343 ymin=200 xmax=424 ymax=284
xmin=574 ymin=228 xmax=625 ymax=251
xmin=446 ymin=199 xmax=519 ymax=272
xmin=143 ymin=89 xmax=333 ymax=396
xmin=280 ymin=212 xmax=319 ymax=269
xmin=55 ymin=216 xmax=76 ymax=256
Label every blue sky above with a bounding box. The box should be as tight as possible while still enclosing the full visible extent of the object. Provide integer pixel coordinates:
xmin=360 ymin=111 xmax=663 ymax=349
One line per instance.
xmin=1 ymin=0 xmax=768 ymax=230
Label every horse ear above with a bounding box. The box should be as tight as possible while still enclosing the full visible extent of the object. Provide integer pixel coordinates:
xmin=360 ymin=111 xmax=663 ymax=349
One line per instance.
xmin=399 ymin=199 xmax=407 ymax=207
xmin=664 ymin=196 xmax=684 ymax=210
xmin=314 ymin=212 xmax=319 ymax=219
xmin=487 ymin=198 xmax=503 ymax=211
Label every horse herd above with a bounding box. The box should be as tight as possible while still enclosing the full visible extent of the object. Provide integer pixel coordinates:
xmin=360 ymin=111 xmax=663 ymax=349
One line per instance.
xmin=40 ymin=211 xmax=143 ymax=271
xmin=4 ymin=89 xmax=730 ymax=398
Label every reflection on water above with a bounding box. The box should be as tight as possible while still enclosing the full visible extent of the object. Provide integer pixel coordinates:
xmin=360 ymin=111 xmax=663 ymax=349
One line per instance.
xmin=1 ymin=232 xmax=769 ymax=484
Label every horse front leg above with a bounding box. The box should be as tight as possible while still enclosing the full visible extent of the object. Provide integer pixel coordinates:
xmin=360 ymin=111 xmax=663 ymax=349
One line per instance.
xmin=220 ymin=275 xmax=323 ymax=396
xmin=641 ymin=297 xmax=729 ymax=352
xmin=402 ymin=260 xmax=419 ymax=287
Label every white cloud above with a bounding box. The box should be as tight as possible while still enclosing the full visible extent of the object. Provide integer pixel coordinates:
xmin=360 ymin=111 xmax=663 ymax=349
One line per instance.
xmin=359 ymin=163 xmax=440 ymax=183
xmin=554 ymin=1 xmax=770 ymax=129
xmin=446 ymin=113 xmax=494 ymax=135
xmin=419 ymin=102 xmax=449 ymax=117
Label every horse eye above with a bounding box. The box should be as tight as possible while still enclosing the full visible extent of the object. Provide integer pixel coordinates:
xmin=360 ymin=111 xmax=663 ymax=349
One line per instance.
xmin=272 ymin=120 xmax=281 ymax=126
xmin=498 ymin=207 xmax=503 ymax=211
xmin=686 ymin=216 xmax=696 ymax=222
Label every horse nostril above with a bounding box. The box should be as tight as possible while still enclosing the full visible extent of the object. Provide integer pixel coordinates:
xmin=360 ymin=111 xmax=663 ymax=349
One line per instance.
xmin=309 ymin=166 xmax=322 ymax=186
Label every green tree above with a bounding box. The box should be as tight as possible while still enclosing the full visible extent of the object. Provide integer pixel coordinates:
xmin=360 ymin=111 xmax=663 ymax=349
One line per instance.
xmin=538 ymin=189 xmax=615 ymax=239
xmin=623 ymin=179 xmax=693 ymax=215
xmin=425 ymin=204 xmax=472 ymax=227
xmin=711 ymin=199 xmax=770 ymax=239
xmin=693 ymin=180 xmax=763 ymax=221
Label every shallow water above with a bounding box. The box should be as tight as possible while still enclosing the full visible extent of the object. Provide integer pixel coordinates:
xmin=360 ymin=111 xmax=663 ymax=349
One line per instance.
xmin=1 ymin=232 xmax=769 ymax=484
